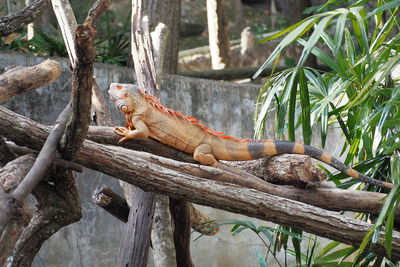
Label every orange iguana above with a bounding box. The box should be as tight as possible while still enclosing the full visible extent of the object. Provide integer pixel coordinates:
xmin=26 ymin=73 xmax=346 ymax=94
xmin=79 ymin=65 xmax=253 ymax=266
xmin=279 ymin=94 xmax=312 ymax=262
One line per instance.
xmin=108 ymin=83 xmax=395 ymax=189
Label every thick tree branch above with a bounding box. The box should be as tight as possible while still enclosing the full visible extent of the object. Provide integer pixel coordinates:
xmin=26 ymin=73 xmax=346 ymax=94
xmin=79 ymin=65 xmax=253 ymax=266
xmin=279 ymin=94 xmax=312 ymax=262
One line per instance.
xmin=0 ymin=107 xmax=399 ymax=260
xmin=0 ymin=155 xmax=35 ymax=266
xmin=94 ymin=186 xmax=130 ymax=223
xmin=0 ymin=104 xmax=71 ymax=235
xmin=0 ymin=59 xmax=61 ymax=104
xmin=86 ymin=125 xmax=397 ymax=219
xmin=120 ymin=1 xmax=174 ymax=266
xmin=93 ymin=186 xmax=217 ymax=236
xmin=0 ymin=0 xmax=49 ymax=37
xmin=0 ymin=154 xmax=81 ymax=266
xmin=0 ymin=136 xmax=17 ymax=165
xmin=1 ymin=109 xmax=396 ymax=219
xmin=7 ymin=171 xmax=81 ymax=266
xmin=62 ymin=2 xmax=104 ymax=159
xmin=6 ymin=142 xmax=83 ymax=172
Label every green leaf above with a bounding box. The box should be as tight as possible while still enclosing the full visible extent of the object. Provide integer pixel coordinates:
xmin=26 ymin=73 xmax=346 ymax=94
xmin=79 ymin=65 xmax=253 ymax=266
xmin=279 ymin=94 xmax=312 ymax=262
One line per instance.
xmin=298 ymin=15 xmax=335 ymax=67
xmin=315 ymin=247 xmax=358 ymax=263
xmin=253 ymin=17 xmax=319 ymax=79
xmin=299 ymin=69 xmax=312 ymax=144
xmin=334 ymin=12 xmax=349 ymax=52
xmin=288 ymin=71 xmax=299 ymax=141
xmin=255 ymin=249 xmax=269 ymax=267
xmin=367 ymin=0 xmax=400 ymax=18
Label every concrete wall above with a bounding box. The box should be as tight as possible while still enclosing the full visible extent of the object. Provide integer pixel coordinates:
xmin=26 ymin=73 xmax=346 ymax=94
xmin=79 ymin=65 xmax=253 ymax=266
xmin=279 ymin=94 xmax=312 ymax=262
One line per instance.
xmin=1 ymin=51 xmax=340 ymax=266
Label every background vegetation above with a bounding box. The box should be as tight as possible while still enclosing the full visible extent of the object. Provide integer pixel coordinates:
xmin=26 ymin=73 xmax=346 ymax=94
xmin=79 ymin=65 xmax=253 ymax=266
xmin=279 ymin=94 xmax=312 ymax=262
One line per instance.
xmin=249 ymin=0 xmax=400 ymax=265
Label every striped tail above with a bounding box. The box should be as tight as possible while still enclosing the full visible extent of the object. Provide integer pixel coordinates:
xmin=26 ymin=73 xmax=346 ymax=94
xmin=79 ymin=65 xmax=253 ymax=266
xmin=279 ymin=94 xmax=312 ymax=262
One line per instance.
xmin=267 ymin=141 xmax=395 ymax=189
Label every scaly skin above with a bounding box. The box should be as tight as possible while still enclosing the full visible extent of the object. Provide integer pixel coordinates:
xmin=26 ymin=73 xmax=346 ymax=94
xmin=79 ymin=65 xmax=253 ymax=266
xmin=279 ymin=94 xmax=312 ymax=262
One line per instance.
xmin=108 ymin=83 xmax=395 ymax=189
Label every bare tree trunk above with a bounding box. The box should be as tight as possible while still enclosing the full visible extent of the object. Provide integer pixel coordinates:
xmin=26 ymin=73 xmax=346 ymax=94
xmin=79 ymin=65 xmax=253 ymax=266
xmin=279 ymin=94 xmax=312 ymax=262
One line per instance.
xmin=207 ymin=0 xmax=231 ymax=69
xmin=170 ymin=199 xmax=194 ymax=267
xmin=117 ymin=1 xmax=180 ymax=266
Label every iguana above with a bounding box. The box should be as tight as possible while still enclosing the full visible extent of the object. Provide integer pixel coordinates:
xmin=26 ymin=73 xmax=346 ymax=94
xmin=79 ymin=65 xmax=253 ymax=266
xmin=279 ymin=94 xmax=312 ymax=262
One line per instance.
xmin=108 ymin=83 xmax=395 ymax=189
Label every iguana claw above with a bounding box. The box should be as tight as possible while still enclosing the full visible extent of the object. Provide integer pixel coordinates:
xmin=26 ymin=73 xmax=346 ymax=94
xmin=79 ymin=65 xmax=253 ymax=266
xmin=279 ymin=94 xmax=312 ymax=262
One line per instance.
xmin=114 ymin=126 xmax=132 ymax=143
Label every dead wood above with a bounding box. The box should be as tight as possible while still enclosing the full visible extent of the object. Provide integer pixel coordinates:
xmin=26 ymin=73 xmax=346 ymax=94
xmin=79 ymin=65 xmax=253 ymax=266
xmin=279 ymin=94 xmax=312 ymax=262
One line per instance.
xmin=62 ymin=0 xmax=109 ymax=159
xmin=0 ymin=104 xmax=71 ymax=235
xmin=8 ymin=170 xmax=81 ymax=267
xmin=0 ymin=155 xmax=35 ymax=266
xmin=152 ymin=195 xmax=177 ymax=267
xmin=188 ymin=203 xmax=218 ymax=236
xmin=94 ymin=186 xmax=130 ymax=223
xmin=85 ymin=125 xmax=397 ymax=219
xmin=117 ymin=189 xmax=156 ymax=267
xmin=0 ymin=154 xmax=81 ymax=266
xmin=51 ymin=0 xmax=78 ymax=67
xmin=0 ymin=107 xmax=399 ymax=260
xmin=1 ymin=109 xmax=398 ymax=219
xmin=0 ymin=59 xmax=61 ymax=104
xmin=170 ymin=199 xmax=194 ymax=267
xmin=93 ymin=186 xmax=219 ymax=236
xmin=121 ymin=1 xmax=177 ymax=266
xmin=6 ymin=141 xmax=83 ymax=172
xmin=0 ymin=136 xmax=17 ymax=165
xmin=91 ymin=81 xmax=114 ymax=126
xmin=0 ymin=0 xmax=49 ymax=37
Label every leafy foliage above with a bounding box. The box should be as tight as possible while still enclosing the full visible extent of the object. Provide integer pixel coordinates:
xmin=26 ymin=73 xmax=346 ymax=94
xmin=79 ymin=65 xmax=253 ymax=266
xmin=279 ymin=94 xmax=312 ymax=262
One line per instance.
xmin=0 ymin=10 xmax=130 ymax=66
xmin=251 ymin=0 xmax=400 ymax=265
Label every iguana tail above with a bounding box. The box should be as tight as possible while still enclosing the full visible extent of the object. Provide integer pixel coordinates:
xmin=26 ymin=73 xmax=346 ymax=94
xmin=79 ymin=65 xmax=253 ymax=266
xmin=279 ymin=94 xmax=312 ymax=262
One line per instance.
xmin=214 ymin=140 xmax=394 ymax=189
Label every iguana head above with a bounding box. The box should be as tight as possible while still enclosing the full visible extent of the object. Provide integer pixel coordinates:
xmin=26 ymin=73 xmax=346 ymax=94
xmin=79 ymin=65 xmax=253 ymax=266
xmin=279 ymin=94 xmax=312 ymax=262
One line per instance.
xmin=108 ymin=83 xmax=143 ymax=114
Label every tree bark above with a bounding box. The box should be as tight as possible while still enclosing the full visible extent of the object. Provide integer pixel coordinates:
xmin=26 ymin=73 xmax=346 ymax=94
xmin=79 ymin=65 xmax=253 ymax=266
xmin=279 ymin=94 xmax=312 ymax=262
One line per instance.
xmin=152 ymin=195 xmax=177 ymax=267
xmin=189 ymin=203 xmax=218 ymax=236
xmin=62 ymin=0 xmax=109 ymax=159
xmin=94 ymin=186 xmax=218 ymax=236
xmin=0 ymin=104 xmax=71 ymax=235
xmin=170 ymin=199 xmax=194 ymax=267
xmin=0 ymin=59 xmax=61 ymax=104
xmin=0 ymin=107 xmax=399 ymax=260
xmin=94 ymin=186 xmax=130 ymax=223
xmin=0 ymin=154 xmax=82 ymax=266
xmin=0 ymin=0 xmax=49 ymax=37
xmin=2 ymin=110 xmax=398 ymax=220
xmin=0 ymin=155 xmax=34 ymax=266
xmin=122 ymin=1 xmax=181 ymax=266
xmin=207 ymin=0 xmax=231 ymax=69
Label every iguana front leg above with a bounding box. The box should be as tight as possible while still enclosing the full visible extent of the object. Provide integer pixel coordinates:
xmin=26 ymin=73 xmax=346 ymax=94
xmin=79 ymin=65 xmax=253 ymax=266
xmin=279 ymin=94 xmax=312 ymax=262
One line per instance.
xmin=115 ymin=118 xmax=149 ymax=143
xmin=193 ymin=143 xmax=219 ymax=167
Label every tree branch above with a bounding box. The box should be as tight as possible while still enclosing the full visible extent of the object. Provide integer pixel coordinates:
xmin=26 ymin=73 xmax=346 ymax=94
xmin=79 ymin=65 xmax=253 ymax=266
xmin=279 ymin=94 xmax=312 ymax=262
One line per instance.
xmin=93 ymin=186 xmax=218 ymax=236
xmin=0 ymin=106 xmax=399 ymax=260
xmin=85 ymin=125 xmax=398 ymax=220
xmin=0 ymin=154 xmax=81 ymax=266
xmin=0 ymin=59 xmax=61 ymax=104
xmin=0 ymin=104 xmax=71 ymax=235
xmin=6 ymin=141 xmax=83 ymax=172
xmin=0 ymin=0 xmax=49 ymax=37
xmin=93 ymin=186 xmax=130 ymax=223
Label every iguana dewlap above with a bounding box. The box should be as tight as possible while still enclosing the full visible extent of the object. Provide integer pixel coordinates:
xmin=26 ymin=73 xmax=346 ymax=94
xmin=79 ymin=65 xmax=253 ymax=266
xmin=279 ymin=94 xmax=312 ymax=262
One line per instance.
xmin=108 ymin=83 xmax=394 ymax=189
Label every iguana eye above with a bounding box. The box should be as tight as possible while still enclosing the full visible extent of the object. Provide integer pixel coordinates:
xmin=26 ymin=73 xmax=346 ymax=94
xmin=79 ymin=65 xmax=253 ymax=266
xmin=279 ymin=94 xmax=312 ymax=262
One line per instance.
xmin=124 ymin=93 xmax=128 ymax=97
